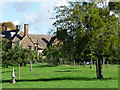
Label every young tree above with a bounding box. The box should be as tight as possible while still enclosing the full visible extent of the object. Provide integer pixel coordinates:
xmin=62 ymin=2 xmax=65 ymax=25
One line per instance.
xmin=28 ymin=50 xmax=38 ymax=71
xmin=43 ymin=44 xmax=62 ymax=66
xmin=2 ymin=38 xmax=11 ymax=52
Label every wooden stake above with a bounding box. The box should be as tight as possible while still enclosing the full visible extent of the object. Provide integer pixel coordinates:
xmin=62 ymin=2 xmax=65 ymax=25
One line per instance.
xmin=30 ymin=60 xmax=32 ymax=71
xmin=18 ymin=63 xmax=20 ymax=80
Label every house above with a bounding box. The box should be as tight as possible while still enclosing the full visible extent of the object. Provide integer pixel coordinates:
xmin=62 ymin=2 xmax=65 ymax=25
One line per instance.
xmin=1 ymin=24 xmax=57 ymax=55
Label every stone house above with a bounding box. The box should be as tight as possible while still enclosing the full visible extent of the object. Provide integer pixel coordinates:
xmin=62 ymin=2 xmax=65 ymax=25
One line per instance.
xmin=1 ymin=24 xmax=56 ymax=56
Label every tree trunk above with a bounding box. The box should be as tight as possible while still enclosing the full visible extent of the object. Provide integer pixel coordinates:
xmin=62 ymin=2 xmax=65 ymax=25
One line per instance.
xmin=93 ymin=60 xmax=95 ymax=65
xmin=90 ymin=60 xmax=93 ymax=69
xmin=18 ymin=63 xmax=20 ymax=80
xmin=103 ymin=57 xmax=105 ymax=65
xmin=6 ymin=61 xmax=8 ymax=68
xmin=55 ymin=59 xmax=59 ymax=66
xmin=105 ymin=56 xmax=109 ymax=64
xmin=24 ymin=62 xmax=27 ymax=66
xmin=60 ymin=59 xmax=62 ymax=65
xmin=33 ymin=61 xmax=35 ymax=64
xmin=83 ymin=61 xmax=85 ymax=67
xmin=94 ymin=61 xmax=96 ymax=68
xmin=64 ymin=61 xmax=66 ymax=65
xmin=106 ymin=60 xmax=109 ymax=68
xmin=30 ymin=60 xmax=32 ymax=71
xmin=20 ymin=62 xmax=23 ymax=67
xmin=79 ymin=61 xmax=80 ymax=66
xmin=96 ymin=59 xmax=99 ymax=79
xmin=97 ymin=56 xmax=103 ymax=79
xmin=74 ymin=60 xmax=75 ymax=66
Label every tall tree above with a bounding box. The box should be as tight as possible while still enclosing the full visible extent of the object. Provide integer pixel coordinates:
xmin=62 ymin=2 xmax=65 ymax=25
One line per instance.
xmin=53 ymin=2 xmax=119 ymax=79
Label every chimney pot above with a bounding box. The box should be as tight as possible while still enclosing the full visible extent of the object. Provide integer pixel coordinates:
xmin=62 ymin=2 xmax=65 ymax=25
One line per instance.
xmin=16 ymin=25 xmax=21 ymax=30
xmin=24 ymin=24 xmax=28 ymax=35
xmin=5 ymin=27 xmax=11 ymax=31
xmin=5 ymin=26 xmax=7 ymax=31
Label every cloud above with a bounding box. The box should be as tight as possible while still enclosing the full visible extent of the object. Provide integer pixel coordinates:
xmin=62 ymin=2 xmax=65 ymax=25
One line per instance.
xmin=1 ymin=20 xmax=7 ymax=23
xmin=14 ymin=2 xmax=32 ymax=11
xmin=13 ymin=20 xmax=20 ymax=25
xmin=16 ymin=0 xmax=65 ymax=2
xmin=22 ymin=2 xmax=53 ymax=25
xmin=0 ymin=0 xmax=16 ymax=2
xmin=29 ymin=30 xmax=38 ymax=34
xmin=23 ymin=11 xmax=38 ymax=24
xmin=21 ymin=1 xmax=69 ymax=34
xmin=57 ymin=0 xmax=69 ymax=6
xmin=15 ymin=0 xmax=69 ymax=25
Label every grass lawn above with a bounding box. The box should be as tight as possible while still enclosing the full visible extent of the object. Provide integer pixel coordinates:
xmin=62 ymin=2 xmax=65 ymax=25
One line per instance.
xmin=2 ymin=63 xmax=118 ymax=88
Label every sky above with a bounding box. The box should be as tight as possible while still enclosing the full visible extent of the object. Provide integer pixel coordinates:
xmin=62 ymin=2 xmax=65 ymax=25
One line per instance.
xmin=0 ymin=0 xmax=119 ymax=35
xmin=0 ymin=0 xmax=69 ymax=35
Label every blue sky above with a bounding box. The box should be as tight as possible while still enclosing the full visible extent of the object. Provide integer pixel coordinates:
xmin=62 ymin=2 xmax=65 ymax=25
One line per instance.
xmin=0 ymin=0 xmax=119 ymax=35
xmin=0 ymin=0 xmax=69 ymax=35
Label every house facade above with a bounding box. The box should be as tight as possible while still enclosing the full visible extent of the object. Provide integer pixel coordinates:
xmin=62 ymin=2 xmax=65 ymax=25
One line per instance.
xmin=2 ymin=24 xmax=56 ymax=56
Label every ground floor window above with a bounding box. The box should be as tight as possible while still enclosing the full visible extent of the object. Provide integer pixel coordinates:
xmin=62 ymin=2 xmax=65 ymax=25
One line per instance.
xmin=34 ymin=46 xmax=37 ymax=51
xmin=28 ymin=46 xmax=31 ymax=50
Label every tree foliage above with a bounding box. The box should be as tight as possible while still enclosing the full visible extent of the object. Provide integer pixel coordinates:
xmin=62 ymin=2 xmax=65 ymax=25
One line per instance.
xmin=1 ymin=22 xmax=15 ymax=31
xmin=2 ymin=45 xmax=39 ymax=67
xmin=2 ymin=38 xmax=11 ymax=52
xmin=51 ymin=2 xmax=119 ymax=79
xmin=43 ymin=44 xmax=62 ymax=65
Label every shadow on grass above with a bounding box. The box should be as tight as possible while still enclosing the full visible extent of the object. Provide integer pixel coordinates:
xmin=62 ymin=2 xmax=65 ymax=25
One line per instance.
xmin=2 ymin=70 xmax=16 ymax=74
xmin=61 ymin=68 xmax=77 ymax=69
xmin=31 ymin=64 xmax=57 ymax=68
xmin=55 ymin=70 xmax=81 ymax=72
xmin=2 ymin=77 xmax=116 ymax=83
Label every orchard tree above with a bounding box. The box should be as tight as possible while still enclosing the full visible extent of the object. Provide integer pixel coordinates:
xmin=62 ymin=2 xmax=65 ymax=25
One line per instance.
xmin=2 ymin=38 xmax=12 ymax=68
xmin=28 ymin=50 xmax=38 ymax=71
xmin=43 ymin=44 xmax=63 ymax=66
xmin=2 ymin=50 xmax=13 ymax=68
xmin=2 ymin=44 xmax=39 ymax=79
xmin=2 ymin=38 xmax=11 ymax=52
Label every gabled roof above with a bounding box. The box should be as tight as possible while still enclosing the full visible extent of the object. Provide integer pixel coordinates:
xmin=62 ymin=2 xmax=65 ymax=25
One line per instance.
xmin=1 ymin=29 xmax=24 ymax=42
xmin=28 ymin=34 xmax=56 ymax=49
xmin=12 ymin=30 xmax=24 ymax=42
xmin=2 ymin=29 xmax=56 ymax=49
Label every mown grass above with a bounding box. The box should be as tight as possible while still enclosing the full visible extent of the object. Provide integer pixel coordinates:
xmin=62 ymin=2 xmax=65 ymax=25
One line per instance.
xmin=2 ymin=63 xmax=118 ymax=88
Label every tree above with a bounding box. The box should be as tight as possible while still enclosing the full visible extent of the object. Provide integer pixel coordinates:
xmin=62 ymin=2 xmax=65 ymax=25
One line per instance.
xmin=2 ymin=50 xmax=12 ymax=68
xmin=2 ymin=38 xmax=11 ymax=52
xmin=43 ymin=43 xmax=63 ymax=66
xmin=28 ymin=50 xmax=38 ymax=71
xmin=53 ymin=2 xmax=119 ymax=79
xmin=108 ymin=2 xmax=120 ymax=13
xmin=2 ymin=38 xmax=12 ymax=68
xmin=2 ymin=22 xmax=15 ymax=31
xmin=2 ymin=44 xmax=40 ymax=79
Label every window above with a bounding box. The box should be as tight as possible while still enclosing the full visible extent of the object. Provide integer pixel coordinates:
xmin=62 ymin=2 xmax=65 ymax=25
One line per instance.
xmin=28 ymin=46 xmax=31 ymax=50
xmin=34 ymin=47 xmax=37 ymax=51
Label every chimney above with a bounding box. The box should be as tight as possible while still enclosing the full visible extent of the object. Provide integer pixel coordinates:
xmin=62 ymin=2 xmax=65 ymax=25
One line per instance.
xmin=16 ymin=25 xmax=21 ymax=30
xmin=24 ymin=24 xmax=28 ymax=35
xmin=5 ymin=27 xmax=11 ymax=31
xmin=5 ymin=26 xmax=7 ymax=31
xmin=57 ymin=27 xmax=60 ymax=31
